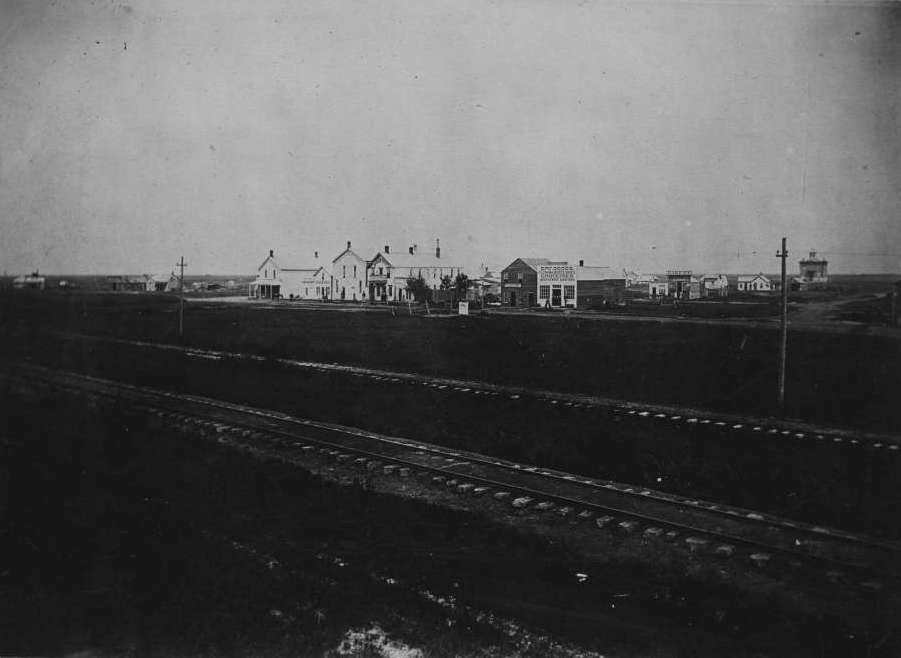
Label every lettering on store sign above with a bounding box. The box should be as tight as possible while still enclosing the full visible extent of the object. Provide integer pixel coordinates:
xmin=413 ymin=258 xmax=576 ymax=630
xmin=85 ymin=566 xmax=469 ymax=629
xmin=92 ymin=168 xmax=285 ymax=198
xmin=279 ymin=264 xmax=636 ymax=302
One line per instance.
xmin=538 ymin=265 xmax=576 ymax=283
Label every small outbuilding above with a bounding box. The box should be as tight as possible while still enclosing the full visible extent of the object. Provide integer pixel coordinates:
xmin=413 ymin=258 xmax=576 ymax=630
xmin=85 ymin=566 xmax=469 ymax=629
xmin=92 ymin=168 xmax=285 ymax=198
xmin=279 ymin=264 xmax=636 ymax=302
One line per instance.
xmin=736 ymin=273 xmax=773 ymax=292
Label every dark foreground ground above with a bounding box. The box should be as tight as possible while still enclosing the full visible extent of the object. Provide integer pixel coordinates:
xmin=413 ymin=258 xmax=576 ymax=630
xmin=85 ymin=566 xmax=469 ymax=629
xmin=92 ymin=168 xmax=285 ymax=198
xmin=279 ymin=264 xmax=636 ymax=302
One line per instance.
xmin=1 ymin=387 xmax=894 ymax=657
xmin=4 ymin=329 xmax=900 ymax=540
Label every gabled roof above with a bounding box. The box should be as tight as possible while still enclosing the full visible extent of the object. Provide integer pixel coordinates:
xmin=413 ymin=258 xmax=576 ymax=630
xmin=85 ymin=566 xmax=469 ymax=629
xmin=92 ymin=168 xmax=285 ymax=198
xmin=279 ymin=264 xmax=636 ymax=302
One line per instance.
xmin=259 ymin=251 xmax=327 ymax=271
xmin=502 ymin=257 xmax=559 ymax=272
xmin=257 ymin=253 xmax=277 ymax=271
xmin=332 ymin=246 xmax=376 ymax=264
xmin=737 ymin=273 xmax=771 ymax=282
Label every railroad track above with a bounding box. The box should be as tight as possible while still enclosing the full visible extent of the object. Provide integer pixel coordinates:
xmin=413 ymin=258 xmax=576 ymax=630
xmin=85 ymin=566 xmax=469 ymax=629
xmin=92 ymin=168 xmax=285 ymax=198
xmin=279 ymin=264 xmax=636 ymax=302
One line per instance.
xmin=47 ymin=331 xmax=901 ymax=451
xmin=4 ymin=363 xmax=900 ymax=592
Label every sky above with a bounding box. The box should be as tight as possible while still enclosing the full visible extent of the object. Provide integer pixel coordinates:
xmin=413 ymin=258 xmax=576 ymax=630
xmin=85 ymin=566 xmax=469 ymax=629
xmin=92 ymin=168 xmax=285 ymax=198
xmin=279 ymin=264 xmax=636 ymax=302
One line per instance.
xmin=0 ymin=0 xmax=898 ymax=276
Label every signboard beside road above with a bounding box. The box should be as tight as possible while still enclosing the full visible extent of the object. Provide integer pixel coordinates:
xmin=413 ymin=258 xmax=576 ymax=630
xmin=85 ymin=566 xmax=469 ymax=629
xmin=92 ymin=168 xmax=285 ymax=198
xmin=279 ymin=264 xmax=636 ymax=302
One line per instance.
xmin=458 ymin=301 xmax=469 ymax=316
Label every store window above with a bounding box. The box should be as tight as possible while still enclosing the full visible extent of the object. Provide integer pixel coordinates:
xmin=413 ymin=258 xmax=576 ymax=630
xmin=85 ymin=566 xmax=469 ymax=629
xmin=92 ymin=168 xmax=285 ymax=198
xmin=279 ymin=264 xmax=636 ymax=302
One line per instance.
xmin=564 ymin=285 xmax=575 ymax=299
xmin=539 ymin=285 xmax=550 ymax=300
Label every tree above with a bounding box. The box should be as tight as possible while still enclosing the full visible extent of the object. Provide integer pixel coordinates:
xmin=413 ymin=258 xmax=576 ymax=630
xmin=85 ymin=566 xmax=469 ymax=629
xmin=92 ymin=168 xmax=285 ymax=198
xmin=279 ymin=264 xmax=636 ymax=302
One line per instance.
xmin=405 ymin=275 xmax=432 ymax=303
xmin=439 ymin=275 xmax=454 ymax=291
xmin=453 ymin=272 xmax=470 ymax=298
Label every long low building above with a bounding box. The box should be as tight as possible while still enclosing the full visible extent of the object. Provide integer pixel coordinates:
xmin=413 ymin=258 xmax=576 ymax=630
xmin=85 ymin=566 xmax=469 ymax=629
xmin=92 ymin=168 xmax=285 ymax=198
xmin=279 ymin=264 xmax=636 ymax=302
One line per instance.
xmin=576 ymin=262 xmax=626 ymax=307
xmin=250 ymin=250 xmax=332 ymax=300
xmin=367 ymin=240 xmax=463 ymax=303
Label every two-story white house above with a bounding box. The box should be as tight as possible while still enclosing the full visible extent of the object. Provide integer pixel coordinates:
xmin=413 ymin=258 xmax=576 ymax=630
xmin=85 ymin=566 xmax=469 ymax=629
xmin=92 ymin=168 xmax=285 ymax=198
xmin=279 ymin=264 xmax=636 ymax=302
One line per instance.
xmin=332 ymin=241 xmax=372 ymax=302
xmin=366 ymin=240 xmax=462 ymax=302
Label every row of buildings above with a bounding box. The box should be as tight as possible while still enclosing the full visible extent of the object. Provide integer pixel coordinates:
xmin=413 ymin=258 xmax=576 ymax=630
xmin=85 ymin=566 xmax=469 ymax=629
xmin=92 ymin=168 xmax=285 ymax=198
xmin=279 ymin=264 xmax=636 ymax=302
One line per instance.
xmin=498 ymin=251 xmax=829 ymax=308
xmin=249 ymin=239 xmax=465 ymax=303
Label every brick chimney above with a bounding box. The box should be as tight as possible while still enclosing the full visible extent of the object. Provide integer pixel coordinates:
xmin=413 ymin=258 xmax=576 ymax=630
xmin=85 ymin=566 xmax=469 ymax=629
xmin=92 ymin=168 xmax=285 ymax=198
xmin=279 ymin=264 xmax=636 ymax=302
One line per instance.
xmin=347 ymin=240 xmax=351 ymax=250
xmin=408 ymin=245 xmax=414 ymax=255
xmin=269 ymin=249 xmax=274 ymax=257
xmin=579 ymin=259 xmax=584 ymax=267
xmin=384 ymin=244 xmax=390 ymax=254
xmin=314 ymin=251 xmax=318 ymax=259
xmin=435 ymin=238 xmax=441 ymax=259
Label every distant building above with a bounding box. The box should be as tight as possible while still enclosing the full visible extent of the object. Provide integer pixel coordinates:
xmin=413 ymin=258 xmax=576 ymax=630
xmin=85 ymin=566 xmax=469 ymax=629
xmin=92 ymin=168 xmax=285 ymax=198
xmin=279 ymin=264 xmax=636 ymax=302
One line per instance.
xmin=794 ymin=250 xmax=829 ymax=290
xmin=332 ymin=241 xmax=371 ymax=302
xmin=108 ymin=274 xmax=155 ymax=292
xmin=537 ymin=262 xmax=577 ymax=308
xmin=470 ymin=265 xmax=502 ymax=301
xmin=501 ymin=258 xmax=556 ymax=307
xmin=576 ymin=261 xmax=626 ymax=307
xmin=648 ymin=277 xmax=669 ymax=298
xmin=150 ymin=273 xmax=179 ymax=292
xmin=736 ymin=273 xmax=773 ymax=292
xmin=502 ymin=258 xmax=578 ymax=308
xmin=666 ymin=270 xmax=701 ymax=299
xmin=250 ymin=249 xmax=331 ymax=300
xmin=367 ymin=240 xmax=462 ymax=303
xmin=13 ymin=271 xmax=45 ymax=290
xmin=701 ymin=274 xmax=729 ymax=298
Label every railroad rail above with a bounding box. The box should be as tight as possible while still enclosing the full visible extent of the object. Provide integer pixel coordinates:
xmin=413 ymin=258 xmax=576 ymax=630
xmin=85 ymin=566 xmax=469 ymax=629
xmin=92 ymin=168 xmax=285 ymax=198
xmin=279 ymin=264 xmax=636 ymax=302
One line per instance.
xmin=47 ymin=331 xmax=901 ymax=451
xmin=4 ymin=362 xmax=899 ymax=594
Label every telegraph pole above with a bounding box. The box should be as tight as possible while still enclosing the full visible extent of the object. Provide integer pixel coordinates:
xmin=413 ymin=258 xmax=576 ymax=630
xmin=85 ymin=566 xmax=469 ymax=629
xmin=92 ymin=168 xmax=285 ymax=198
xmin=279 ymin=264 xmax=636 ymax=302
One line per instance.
xmin=176 ymin=256 xmax=188 ymax=339
xmin=776 ymin=238 xmax=788 ymax=414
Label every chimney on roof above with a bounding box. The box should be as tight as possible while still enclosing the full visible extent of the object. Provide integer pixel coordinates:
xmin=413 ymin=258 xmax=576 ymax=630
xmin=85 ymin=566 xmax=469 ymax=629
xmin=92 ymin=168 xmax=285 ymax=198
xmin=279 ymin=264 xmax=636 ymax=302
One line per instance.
xmin=809 ymin=250 xmax=817 ymax=259
xmin=314 ymin=251 xmax=318 ymax=259
xmin=347 ymin=240 xmax=351 ymax=250
xmin=579 ymin=259 xmax=584 ymax=267
xmin=435 ymin=238 xmax=441 ymax=259
xmin=408 ymin=245 xmax=414 ymax=255
xmin=384 ymin=244 xmax=390 ymax=254
xmin=269 ymin=249 xmax=274 ymax=257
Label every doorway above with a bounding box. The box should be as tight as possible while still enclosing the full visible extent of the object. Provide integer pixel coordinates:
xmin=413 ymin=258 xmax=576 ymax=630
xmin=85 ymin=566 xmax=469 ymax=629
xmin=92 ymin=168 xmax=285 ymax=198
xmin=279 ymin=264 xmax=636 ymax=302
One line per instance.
xmin=551 ymin=287 xmax=561 ymax=307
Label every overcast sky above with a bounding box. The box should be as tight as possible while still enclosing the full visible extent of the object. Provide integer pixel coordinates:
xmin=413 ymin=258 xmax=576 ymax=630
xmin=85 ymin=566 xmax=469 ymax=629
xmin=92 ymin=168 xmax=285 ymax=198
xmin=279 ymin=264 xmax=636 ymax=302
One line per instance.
xmin=1 ymin=0 xmax=898 ymax=275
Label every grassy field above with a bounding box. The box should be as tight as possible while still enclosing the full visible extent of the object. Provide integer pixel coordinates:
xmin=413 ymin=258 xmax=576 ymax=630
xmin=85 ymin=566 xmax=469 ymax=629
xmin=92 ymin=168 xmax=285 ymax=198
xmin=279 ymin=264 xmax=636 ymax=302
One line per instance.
xmin=2 ymin=290 xmax=899 ymax=432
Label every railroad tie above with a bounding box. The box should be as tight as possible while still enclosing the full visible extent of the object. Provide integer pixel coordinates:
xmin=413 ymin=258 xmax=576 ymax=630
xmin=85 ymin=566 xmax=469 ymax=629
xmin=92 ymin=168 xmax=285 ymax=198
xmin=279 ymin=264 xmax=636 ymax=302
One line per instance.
xmin=685 ymin=537 xmax=708 ymax=553
xmin=714 ymin=544 xmax=735 ymax=557
xmin=749 ymin=553 xmax=771 ymax=568
xmin=595 ymin=515 xmax=615 ymax=529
